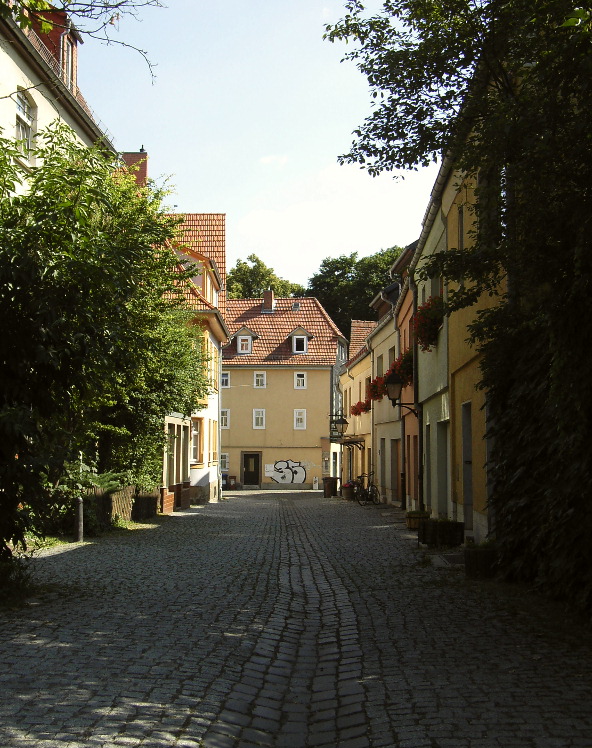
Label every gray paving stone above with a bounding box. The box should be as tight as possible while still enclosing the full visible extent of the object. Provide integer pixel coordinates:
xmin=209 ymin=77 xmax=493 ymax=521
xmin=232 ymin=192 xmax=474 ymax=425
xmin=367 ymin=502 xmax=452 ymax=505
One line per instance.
xmin=0 ymin=492 xmax=590 ymax=748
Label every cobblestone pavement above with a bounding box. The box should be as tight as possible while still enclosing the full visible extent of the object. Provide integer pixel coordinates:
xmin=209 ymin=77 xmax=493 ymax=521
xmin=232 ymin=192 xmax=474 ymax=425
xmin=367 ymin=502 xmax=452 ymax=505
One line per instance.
xmin=1 ymin=491 xmax=592 ymax=748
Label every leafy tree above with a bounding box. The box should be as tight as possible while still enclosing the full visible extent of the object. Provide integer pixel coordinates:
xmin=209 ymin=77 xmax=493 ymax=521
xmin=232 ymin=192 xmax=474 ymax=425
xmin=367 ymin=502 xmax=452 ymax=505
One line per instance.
xmin=227 ymin=254 xmax=306 ymax=299
xmin=327 ymin=1 xmax=592 ymax=610
xmin=307 ymin=247 xmax=402 ymax=335
xmin=0 ymin=123 xmax=209 ymax=559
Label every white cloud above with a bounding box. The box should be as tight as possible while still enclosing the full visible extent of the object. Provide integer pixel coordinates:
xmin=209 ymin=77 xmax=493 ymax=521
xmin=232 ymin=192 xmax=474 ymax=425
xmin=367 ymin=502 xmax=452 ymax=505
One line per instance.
xmin=227 ymin=161 xmax=440 ymax=286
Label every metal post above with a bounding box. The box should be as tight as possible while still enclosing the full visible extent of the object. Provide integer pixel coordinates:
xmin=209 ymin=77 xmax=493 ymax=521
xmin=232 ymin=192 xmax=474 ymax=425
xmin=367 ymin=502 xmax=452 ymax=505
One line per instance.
xmin=76 ymin=496 xmax=84 ymax=542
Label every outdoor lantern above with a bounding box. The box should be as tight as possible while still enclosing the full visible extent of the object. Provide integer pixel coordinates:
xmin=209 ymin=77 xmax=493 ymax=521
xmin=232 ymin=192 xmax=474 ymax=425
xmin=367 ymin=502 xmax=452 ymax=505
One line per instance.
xmin=385 ymin=370 xmax=405 ymax=406
xmin=332 ymin=415 xmax=349 ymax=437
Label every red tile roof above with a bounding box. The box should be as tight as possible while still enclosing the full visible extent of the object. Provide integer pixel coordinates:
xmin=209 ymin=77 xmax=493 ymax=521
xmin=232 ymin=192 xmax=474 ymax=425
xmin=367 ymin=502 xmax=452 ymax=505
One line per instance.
xmin=170 ymin=214 xmax=226 ymax=317
xmin=223 ymin=295 xmax=345 ymax=366
xmin=348 ymin=320 xmax=377 ymax=362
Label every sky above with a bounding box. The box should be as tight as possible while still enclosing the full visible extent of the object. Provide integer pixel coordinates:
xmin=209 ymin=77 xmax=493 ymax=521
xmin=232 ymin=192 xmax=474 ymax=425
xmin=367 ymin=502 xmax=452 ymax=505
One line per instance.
xmin=77 ymin=0 xmax=440 ymax=287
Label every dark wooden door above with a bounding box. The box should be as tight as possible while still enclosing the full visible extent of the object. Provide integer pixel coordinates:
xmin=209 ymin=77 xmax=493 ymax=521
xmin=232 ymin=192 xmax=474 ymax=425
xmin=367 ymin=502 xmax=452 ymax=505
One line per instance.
xmin=243 ymin=453 xmax=260 ymax=485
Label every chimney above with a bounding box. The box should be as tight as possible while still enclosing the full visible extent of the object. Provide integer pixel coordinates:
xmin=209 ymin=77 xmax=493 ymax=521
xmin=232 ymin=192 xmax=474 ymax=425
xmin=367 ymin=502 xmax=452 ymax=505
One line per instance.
xmin=122 ymin=150 xmax=148 ymax=186
xmin=262 ymin=289 xmax=275 ymax=312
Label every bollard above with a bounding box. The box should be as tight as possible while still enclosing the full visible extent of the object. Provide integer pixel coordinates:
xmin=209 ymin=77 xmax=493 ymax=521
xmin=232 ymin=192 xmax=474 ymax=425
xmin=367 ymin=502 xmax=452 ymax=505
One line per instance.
xmin=77 ymin=496 xmax=84 ymax=542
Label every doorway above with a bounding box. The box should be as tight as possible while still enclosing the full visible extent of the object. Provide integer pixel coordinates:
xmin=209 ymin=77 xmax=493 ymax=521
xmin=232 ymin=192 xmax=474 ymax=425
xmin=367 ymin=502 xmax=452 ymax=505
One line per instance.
xmin=242 ymin=452 xmax=261 ymax=486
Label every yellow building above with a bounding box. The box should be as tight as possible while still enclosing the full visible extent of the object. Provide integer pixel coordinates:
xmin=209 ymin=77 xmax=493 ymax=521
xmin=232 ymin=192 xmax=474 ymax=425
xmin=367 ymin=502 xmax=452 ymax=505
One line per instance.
xmin=160 ymin=214 xmax=229 ymax=512
xmin=221 ymin=291 xmax=346 ymax=489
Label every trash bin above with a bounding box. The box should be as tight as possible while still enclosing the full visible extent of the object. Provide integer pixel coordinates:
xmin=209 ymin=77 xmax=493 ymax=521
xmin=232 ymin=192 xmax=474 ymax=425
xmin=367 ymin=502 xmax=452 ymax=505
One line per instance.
xmin=323 ymin=476 xmax=338 ymax=497
xmin=228 ymin=476 xmax=236 ymax=488
xmin=222 ymin=473 xmax=228 ymax=488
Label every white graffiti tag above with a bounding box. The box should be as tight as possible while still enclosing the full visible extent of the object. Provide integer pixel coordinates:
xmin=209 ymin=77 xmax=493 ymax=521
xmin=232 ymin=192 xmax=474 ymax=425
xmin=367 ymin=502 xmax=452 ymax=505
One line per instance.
xmin=270 ymin=459 xmax=307 ymax=484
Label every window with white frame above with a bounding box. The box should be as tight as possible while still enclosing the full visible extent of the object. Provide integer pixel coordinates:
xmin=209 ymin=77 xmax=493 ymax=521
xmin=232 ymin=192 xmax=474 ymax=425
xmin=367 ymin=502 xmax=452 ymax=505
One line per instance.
xmin=220 ymin=453 xmax=229 ymax=471
xmin=220 ymin=409 xmax=230 ymax=429
xmin=254 ymin=371 xmax=266 ymax=388
xmin=237 ymin=335 xmax=252 ymax=354
xmin=16 ymin=90 xmax=35 ymax=157
xmin=292 ymin=335 xmax=307 ymax=354
xmin=294 ymin=409 xmax=307 ymax=430
xmin=221 ymin=371 xmax=230 ymax=388
xmin=191 ymin=418 xmax=203 ymax=463
xmin=253 ymin=409 xmax=265 ymax=429
xmin=294 ymin=372 xmax=307 ymax=389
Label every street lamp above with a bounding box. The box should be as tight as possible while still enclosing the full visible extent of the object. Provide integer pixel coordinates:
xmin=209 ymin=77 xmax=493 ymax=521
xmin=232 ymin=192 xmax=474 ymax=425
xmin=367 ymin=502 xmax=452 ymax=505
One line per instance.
xmin=384 ymin=370 xmax=418 ymax=416
xmin=330 ymin=414 xmax=349 ymax=437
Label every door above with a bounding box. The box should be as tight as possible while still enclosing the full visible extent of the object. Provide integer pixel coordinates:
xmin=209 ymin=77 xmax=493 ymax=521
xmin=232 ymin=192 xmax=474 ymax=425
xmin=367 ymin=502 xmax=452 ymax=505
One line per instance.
xmin=462 ymin=402 xmax=474 ymax=530
xmin=243 ymin=453 xmax=261 ymax=486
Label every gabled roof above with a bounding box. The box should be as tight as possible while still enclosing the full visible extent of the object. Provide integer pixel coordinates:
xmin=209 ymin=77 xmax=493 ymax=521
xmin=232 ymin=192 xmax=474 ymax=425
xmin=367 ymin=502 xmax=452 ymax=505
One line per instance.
xmin=223 ymin=296 xmax=345 ymax=366
xmin=349 ymin=320 xmax=377 ymax=359
xmin=173 ymin=214 xmax=227 ymax=317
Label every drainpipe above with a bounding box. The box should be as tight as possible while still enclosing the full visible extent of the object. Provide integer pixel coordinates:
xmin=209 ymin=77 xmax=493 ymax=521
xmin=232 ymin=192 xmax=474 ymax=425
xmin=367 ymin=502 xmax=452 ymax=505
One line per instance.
xmin=410 ymin=272 xmax=424 ymax=512
xmin=392 ymin=308 xmax=407 ymax=511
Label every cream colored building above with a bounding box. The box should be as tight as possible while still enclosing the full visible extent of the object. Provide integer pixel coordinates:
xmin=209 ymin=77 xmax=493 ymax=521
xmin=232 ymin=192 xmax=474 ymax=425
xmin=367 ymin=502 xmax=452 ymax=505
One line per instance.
xmin=0 ymin=9 xmax=114 ymax=158
xmin=221 ymin=291 xmax=346 ymax=490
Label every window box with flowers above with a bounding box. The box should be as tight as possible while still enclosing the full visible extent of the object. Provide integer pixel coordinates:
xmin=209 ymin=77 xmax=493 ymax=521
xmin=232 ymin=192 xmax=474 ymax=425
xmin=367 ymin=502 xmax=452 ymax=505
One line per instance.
xmin=413 ymin=295 xmax=445 ymax=352
xmin=350 ymin=398 xmax=372 ymax=416
xmin=367 ymin=376 xmax=387 ymax=401
xmin=388 ymin=348 xmax=414 ymax=388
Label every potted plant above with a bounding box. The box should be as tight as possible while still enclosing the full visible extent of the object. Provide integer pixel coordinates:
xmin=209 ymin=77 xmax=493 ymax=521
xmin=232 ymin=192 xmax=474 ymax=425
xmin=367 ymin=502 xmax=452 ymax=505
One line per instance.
xmin=464 ymin=540 xmax=498 ymax=579
xmin=405 ymin=509 xmax=430 ymax=529
xmin=341 ymin=480 xmax=355 ymax=500
xmin=418 ymin=518 xmax=465 ymax=547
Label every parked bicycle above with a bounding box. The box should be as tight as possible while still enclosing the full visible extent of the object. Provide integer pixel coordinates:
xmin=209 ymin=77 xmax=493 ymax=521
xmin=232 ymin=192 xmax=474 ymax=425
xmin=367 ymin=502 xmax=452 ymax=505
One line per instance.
xmin=354 ymin=473 xmax=381 ymax=506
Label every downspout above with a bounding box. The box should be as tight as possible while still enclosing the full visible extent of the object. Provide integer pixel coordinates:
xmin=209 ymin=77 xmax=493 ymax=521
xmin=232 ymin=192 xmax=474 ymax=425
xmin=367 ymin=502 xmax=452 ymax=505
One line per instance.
xmin=392 ymin=303 xmax=407 ymax=511
xmin=409 ymin=272 xmax=424 ymax=512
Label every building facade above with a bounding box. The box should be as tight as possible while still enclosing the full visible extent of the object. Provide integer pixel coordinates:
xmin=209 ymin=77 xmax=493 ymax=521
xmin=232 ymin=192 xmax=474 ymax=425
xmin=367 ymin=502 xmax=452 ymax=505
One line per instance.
xmin=221 ymin=291 xmax=346 ymax=490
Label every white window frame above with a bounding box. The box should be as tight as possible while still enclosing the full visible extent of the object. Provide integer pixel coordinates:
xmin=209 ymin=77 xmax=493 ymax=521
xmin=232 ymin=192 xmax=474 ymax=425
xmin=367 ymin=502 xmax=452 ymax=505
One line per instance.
xmin=253 ymin=409 xmax=265 ymax=429
xmin=294 ymin=409 xmax=307 ymax=430
xmin=254 ymin=371 xmax=266 ymax=388
xmin=220 ymin=453 xmax=229 ymax=471
xmin=221 ymin=371 xmax=230 ymax=388
xmin=220 ymin=409 xmax=230 ymax=429
xmin=292 ymin=335 xmax=308 ymax=354
xmin=294 ymin=372 xmax=307 ymax=389
xmin=191 ymin=418 xmax=203 ymax=463
xmin=16 ymin=89 xmax=34 ymax=157
xmin=237 ymin=335 xmax=252 ymax=354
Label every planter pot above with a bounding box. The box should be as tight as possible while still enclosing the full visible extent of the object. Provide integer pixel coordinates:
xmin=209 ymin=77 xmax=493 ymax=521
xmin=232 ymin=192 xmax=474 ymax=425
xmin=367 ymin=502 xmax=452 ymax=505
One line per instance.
xmin=342 ymin=486 xmax=354 ymax=500
xmin=464 ymin=545 xmax=498 ymax=579
xmin=406 ymin=513 xmax=430 ymax=530
xmin=418 ymin=519 xmax=465 ymax=547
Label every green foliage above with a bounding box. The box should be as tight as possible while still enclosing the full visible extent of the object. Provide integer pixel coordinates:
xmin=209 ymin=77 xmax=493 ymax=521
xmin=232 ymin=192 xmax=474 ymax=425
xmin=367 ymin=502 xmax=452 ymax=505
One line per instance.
xmin=0 ymin=123 xmax=209 ymax=560
xmin=227 ymin=254 xmax=306 ymax=299
xmin=328 ymin=1 xmax=592 ymax=611
xmin=306 ymin=246 xmax=402 ymax=334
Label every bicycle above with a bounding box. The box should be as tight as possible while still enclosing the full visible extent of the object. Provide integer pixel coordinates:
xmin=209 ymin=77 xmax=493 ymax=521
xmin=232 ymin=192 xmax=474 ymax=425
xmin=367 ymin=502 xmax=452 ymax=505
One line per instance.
xmin=355 ymin=473 xmax=381 ymax=506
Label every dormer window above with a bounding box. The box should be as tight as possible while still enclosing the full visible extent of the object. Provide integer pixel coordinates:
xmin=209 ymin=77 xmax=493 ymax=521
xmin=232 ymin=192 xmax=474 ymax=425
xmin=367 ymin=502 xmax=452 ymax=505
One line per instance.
xmin=293 ymin=335 xmax=307 ymax=354
xmin=237 ymin=335 xmax=252 ymax=354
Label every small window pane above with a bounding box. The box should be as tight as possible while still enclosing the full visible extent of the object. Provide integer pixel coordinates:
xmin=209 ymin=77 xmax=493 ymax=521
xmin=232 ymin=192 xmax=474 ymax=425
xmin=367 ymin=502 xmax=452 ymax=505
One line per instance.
xmin=221 ymin=371 xmax=230 ymax=388
xmin=253 ymin=409 xmax=265 ymax=429
xmin=294 ymin=409 xmax=306 ymax=429
xmin=220 ymin=409 xmax=229 ymax=429
xmin=254 ymin=371 xmax=266 ymax=388
xmin=294 ymin=372 xmax=306 ymax=389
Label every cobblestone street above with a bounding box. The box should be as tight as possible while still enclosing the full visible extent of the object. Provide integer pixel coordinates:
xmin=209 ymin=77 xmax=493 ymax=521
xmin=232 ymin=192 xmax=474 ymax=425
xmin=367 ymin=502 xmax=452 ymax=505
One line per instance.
xmin=1 ymin=491 xmax=591 ymax=748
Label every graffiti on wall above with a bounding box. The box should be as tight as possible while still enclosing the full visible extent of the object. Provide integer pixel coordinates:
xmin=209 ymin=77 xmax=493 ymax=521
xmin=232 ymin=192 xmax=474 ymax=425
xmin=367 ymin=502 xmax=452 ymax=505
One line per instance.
xmin=269 ymin=459 xmax=307 ymax=484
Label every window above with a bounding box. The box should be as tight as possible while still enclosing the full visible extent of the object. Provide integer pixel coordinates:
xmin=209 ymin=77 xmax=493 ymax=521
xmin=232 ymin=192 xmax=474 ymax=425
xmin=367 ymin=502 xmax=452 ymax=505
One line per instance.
xmin=294 ymin=372 xmax=307 ymax=389
xmin=254 ymin=371 xmax=266 ymax=388
xmin=458 ymin=204 xmax=465 ymax=251
xmin=221 ymin=371 xmax=230 ymax=388
xmin=376 ymin=355 xmax=384 ymax=378
xmin=209 ymin=420 xmax=218 ymax=462
xmin=220 ymin=453 xmax=229 ymax=471
xmin=292 ymin=335 xmax=307 ymax=354
xmin=16 ymin=90 xmax=34 ymax=157
xmin=191 ymin=418 xmax=203 ymax=463
xmin=220 ymin=409 xmax=230 ymax=429
xmin=253 ymin=409 xmax=265 ymax=429
xmin=338 ymin=342 xmax=346 ymax=361
xmin=294 ymin=409 xmax=306 ymax=430
xmin=238 ymin=335 xmax=252 ymax=354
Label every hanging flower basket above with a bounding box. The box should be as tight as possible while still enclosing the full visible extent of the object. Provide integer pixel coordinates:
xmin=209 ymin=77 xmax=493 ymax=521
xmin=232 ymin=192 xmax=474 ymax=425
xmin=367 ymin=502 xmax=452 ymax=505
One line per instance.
xmin=413 ymin=295 xmax=444 ymax=351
